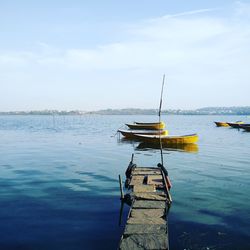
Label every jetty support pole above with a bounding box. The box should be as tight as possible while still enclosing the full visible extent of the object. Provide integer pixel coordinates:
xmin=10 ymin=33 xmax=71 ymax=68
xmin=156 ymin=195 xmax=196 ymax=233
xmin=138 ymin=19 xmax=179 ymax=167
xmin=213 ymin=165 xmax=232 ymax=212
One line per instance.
xmin=119 ymin=175 xmax=124 ymax=200
xmin=130 ymin=153 xmax=134 ymax=164
xmin=162 ymin=172 xmax=172 ymax=204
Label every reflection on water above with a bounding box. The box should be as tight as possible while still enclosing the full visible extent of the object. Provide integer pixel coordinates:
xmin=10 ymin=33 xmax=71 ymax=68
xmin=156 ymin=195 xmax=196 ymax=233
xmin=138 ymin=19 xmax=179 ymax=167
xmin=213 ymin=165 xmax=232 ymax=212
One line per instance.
xmin=117 ymin=137 xmax=199 ymax=153
xmin=136 ymin=142 xmax=199 ymax=153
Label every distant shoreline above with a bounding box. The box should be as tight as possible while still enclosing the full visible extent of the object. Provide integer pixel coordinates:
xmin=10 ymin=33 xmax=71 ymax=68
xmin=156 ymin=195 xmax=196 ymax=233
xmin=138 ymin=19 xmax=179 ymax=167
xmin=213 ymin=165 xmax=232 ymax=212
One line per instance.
xmin=0 ymin=107 xmax=250 ymax=116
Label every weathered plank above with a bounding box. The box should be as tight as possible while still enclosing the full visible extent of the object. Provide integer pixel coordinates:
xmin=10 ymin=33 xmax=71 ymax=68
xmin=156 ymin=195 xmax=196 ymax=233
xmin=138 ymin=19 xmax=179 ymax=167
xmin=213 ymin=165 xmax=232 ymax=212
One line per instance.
xmin=133 ymin=170 xmax=161 ymax=176
xmin=147 ymin=175 xmax=163 ymax=186
xmin=124 ymin=224 xmax=167 ymax=235
xmin=133 ymin=192 xmax=167 ymax=201
xmin=120 ymin=234 xmax=168 ymax=250
xmin=133 ymin=185 xmax=155 ymax=193
xmin=129 ymin=176 xmax=145 ymax=186
xmin=127 ymin=216 xmax=166 ymax=225
xmin=131 ymin=209 xmax=165 ymax=218
xmin=133 ymin=200 xmax=166 ymax=209
xmin=133 ymin=167 xmax=158 ymax=171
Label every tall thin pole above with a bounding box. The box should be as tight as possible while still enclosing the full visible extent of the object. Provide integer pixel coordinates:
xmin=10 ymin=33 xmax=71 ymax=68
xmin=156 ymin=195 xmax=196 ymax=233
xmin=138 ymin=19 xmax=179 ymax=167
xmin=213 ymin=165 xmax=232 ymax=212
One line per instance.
xmin=159 ymin=74 xmax=165 ymax=166
xmin=158 ymin=74 xmax=165 ymax=121
xmin=119 ymin=175 xmax=124 ymax=200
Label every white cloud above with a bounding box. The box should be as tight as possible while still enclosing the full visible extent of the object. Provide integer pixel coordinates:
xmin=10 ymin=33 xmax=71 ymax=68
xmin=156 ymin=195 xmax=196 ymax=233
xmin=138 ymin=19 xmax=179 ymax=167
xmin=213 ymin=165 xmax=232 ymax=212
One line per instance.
xmin=1 ymin=3 xmax=250 ymax=110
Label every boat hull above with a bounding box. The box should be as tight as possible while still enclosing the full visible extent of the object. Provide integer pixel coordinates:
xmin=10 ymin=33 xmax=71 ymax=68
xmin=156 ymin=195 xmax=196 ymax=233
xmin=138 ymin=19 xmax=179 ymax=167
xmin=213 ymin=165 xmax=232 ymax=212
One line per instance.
xmin=214 ymin=121 xmax=229 ymax=127
xmin=239 ymin=125 xmax=250 ymax=132
xmin=227 ymin=122 xmax=244 ymax=128
xmin=118 ymin=129 xmax=168 ymax=139
xmin=133 ymin=133 xmax=199 ymax=144
xmin=135 ymin=121 xmax=163 ymax=125
xmin=215 ymin=121 xmax=243 ymax=127
xmin=126 ymin=122 xmax=165 ymax=130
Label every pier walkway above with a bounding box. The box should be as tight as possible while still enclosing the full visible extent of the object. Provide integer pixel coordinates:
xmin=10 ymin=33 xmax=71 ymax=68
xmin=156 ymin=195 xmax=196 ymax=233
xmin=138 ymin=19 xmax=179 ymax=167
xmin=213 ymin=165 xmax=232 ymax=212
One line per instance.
xmin=119 ymin=163 xmax=171 ymax=250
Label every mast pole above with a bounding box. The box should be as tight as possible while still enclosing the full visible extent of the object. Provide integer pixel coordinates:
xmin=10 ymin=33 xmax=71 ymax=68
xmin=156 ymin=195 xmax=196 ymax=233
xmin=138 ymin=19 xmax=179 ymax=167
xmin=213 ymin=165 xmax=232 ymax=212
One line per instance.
xmin=159 ymin=74 xmax=165 ymax=166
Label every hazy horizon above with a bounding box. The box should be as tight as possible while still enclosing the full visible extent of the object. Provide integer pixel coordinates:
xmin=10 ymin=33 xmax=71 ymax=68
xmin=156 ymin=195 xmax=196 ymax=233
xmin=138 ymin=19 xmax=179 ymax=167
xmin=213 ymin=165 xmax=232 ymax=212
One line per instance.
xmin=1 ymin=1 xmax=249 ymax=111
xmin=1 ymin=105 xmax=250 ymax=113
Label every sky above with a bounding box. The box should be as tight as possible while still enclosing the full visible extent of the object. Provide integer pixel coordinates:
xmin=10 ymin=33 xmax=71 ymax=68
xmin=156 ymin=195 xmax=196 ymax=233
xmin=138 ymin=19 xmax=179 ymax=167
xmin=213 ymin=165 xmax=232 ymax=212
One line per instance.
xmin=0 ymin=0 xmax=250 ymax=111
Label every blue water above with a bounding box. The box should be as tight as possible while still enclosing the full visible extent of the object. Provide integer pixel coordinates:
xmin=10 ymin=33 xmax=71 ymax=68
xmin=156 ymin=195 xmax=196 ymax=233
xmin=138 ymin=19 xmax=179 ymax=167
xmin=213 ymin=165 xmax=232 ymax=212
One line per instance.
xmin=0 ymin=115 xmax=249 ymax=250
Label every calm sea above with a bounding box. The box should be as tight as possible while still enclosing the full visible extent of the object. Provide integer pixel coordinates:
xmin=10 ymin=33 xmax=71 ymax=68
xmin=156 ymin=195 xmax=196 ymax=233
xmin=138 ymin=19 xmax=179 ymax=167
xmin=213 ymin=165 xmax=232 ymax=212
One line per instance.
xmin=0 ymin=115 xmax=249 ymax=250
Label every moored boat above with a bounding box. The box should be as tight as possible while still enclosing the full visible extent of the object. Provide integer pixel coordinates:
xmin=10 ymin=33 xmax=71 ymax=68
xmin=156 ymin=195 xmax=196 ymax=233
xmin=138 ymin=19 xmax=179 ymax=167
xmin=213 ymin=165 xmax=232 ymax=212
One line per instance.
xmin=118 ymin=129 xmax=168 ymax=139
xmin=214 ymin=121 xmax=230 ymax=127
xmin=132 ymin=133 xmax=199 ymax=144
xmin=214 ymin=121 xmax=243 ymax=127
xmin=135 ymin=121 xmax=164 ymax=125
xmin=126 ymin=121 xmax=165 ymax=130
xmin=227 ymin=122 xmax=244 ymax=128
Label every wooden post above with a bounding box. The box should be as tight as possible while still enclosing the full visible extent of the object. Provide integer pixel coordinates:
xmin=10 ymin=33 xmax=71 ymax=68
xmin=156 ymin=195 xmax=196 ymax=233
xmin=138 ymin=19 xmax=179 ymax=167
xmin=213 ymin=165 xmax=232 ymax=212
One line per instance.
xmin=162 ymin=171 xmax=172 ymax=204
xmin=130 ymin=153 xmax=134 ymax=163
xmin=119 ymin=175 xmax=124 ymax=200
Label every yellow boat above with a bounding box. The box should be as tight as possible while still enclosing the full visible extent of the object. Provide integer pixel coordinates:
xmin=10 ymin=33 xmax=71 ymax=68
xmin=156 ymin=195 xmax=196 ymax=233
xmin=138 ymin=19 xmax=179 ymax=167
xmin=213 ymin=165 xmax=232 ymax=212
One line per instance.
xmin=214 ymin=121 xmax=243 ymax=127
xmin=214 ymin=121 xmax=229 ymax=127
xmin=132 ymin=133 xmax=199 ymax=144
xmin=126 ymin=121 xmax=165 ymax=130
xmin=118 ymin=129 xmax=168 ymax=139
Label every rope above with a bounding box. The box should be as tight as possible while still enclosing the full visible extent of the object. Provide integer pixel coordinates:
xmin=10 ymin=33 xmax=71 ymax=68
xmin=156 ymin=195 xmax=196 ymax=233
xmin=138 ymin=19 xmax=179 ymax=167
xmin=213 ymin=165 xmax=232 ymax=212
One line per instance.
xmin=111 ymin=124 xmax=126 ymax=137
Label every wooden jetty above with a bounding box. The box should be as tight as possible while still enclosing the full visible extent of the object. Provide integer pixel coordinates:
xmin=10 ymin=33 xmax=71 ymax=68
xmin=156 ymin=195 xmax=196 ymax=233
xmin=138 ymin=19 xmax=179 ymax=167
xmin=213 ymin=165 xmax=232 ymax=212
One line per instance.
xmin=119 ymin=156 xmax=172 ymax=250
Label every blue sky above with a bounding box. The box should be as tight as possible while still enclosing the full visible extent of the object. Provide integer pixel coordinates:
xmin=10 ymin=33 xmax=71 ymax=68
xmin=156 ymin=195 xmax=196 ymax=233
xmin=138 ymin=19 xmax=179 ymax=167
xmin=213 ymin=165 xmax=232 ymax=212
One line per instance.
xmin=0 ymin=0 xmax=249 ymax=111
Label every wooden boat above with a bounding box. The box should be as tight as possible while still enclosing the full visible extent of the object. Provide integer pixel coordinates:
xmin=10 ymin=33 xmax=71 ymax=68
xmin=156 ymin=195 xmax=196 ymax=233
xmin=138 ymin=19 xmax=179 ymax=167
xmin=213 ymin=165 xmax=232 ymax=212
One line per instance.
xmin=135 ymin=121 xmax=163 ymax=125
xmin=239 ymin=124 xmax=250 ymax=132
xmin=132 ymin=133 xmax=199 ymax=144
xmin=214 ymin=121 xmax=230 ymax=127
xmin=118 ymin=129 xmax=168 ymax=139
xmin=214 ymin=121 xmax=243 ymax=127
xmin=227 ymin=122 xmax=244 ymax=128
xmin=126 ymin=121 xmax=165 ymax=130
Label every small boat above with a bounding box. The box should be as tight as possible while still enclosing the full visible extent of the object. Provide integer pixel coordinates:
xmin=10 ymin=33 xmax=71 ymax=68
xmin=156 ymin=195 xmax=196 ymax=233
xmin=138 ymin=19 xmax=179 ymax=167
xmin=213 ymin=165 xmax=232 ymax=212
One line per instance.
xmin=126 ymin=121 xmax=165 ymax=130
xmin=135 ymin=121 xmax=163 ymax=125
xmin=214 ymin=121 xmax=230 ymax=127
xmin=227 ymin=122 xmax=244 ymax=128
xmin=118 ymin=129 xmax=168 ymax=139
xmin=132 ymin=133 xmax=199 ymax=144
xmin=214 ymin=121 xmax=243 ymax=127
xmin=239 ymin=124 xmax=250 ymax=132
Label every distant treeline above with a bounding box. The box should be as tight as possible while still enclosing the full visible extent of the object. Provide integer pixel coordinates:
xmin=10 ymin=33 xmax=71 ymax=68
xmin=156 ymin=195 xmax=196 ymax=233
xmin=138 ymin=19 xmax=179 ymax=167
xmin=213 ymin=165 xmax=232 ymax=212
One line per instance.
xmin=1 ymin=107 xmax=250 ymax=115
xmin=0 ymin=110 xmax=85 ymax=115
xmin=87 ymin=107 xmax=250 ymax=115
